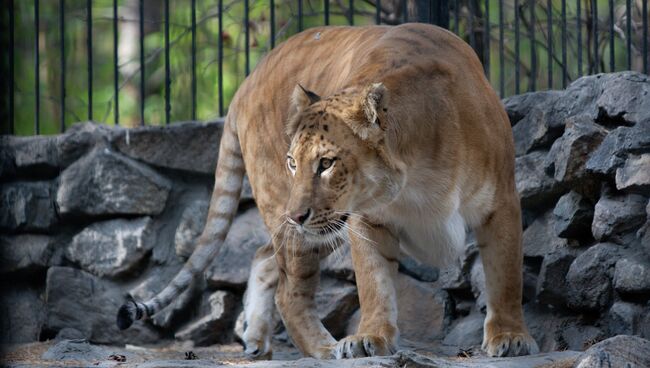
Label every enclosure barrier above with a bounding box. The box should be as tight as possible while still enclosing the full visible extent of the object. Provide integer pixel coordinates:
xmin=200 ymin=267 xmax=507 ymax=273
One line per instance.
xmin=1 ymin=0 xmax=648 ymax=135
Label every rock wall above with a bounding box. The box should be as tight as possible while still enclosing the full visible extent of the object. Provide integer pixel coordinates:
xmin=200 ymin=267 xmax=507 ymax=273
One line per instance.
xmin=1 ymin=72 xmax=649 ymax=355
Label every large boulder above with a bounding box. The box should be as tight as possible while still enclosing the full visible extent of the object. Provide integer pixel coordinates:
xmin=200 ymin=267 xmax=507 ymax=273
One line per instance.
xmin=591 ymin=190 xmax=647 ymax=243
xmin=552 ymin=191 xmax=594 ymax=239
xmin=512 ymin=108 xmax=563 ymax=156
xmin=566 ymin=243 xmax=619 ymax=312
xmin=56 ymin=148 xmax=172 ymax=217
xmin=111 ymin=120 xmax=223 ymax=175
xmin=316 ymin=277 xmax=359 ymax=339
xmin=43 ymin=267 xmax=162 ymax=344
xmin=607 ymin=301 xmax=643 ymax=336
xmin=174 ymin=290 xmax=239 ymax=346
xmin=615 ymin=153 xmax=650 ymax=193
xmin=0 ymin=135 xmax=60 ymax=176
xmin=0 ymin=181 xmax=58 ymax=232
xmin=574 ymin=335 xmax=650 ymax=368
xmin=543 ymin=116 xmax=606 ymax=187
xmin=536 ymin=247 xmax=577 ymax=307
xmin=613 ymin=258 xmax=650 ymax=296
xmin=515 ymin=151 xmax=563 ymax=208
xmin=0 ymin=235 xmax=53 ymax=274
xmin=206 ymin=207 xmax=270 ymax=290
xmin=586 ymin=123 xmax=650 ymax=176
xmin=502 ymin=90 xmax=563 ymax=126
xmin=174 ymin=199 xmax=210 ymax=259
xmin=522 ymin=211 xmax=570 ymax=258
xmin=0 ymin=285 xmax=45 ymax=343
xmin=66 ymin=217 xmax=156 ymax=278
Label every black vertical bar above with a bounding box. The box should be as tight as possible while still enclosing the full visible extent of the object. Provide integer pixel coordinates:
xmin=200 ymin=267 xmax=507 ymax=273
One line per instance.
xmin=561 ymin=0 xmax=567 ymax=87
xmin=403 ymin=0 xmax=408 ymax=23
xmin=9 ymin=0 xmax=14 ymax=133
xmin=626 ymin=0 xmax=631 ymax=70
xmin=244 ymin=0 xmax=250 ymax=75
xmin=60 ymin=0 xmax=65 ymax=132
xmin=469 ymin=0 xmax=475 ymax=50
xmin=325 ymin=0 xmax=330 ymax=25
xmin=641 ymin=0 xmax=648 ymax=74
xmin=349 ymin=0 xmax=354 ymax=25
xmin=191 ymin=0 xmax=197 ymax=119
xmin=113 ymin=0 xmax=119 ymax=125
xmin=87 ymin=0 xmax=93 ymax=121
xmin=608 ymin=0 xmax=614 ymax=71
xmin=298 ymin=0 xmax=303 ymax=31
xmin=454 ymin=0 xmax=459 ymax=34
xmin=440 ymin=0 xmax=449 ymax=28
xmin=164 ymin=0 xmax=170 ymax=124
xmin=592 ymin=0 xmax=598 ymax=73
xmin=577 ymin=0 xmax=582 ymax=76
xmin=270 ymin=0 xmax=275 ymax=48
xmin=515 ymin=0 xmax=520 ymax=94
xmin=139 ymin=0 xmax=145 ymax=125
xmin=529 ymin=0 xmax=536 ymax=92
xmin=35 ymin=0 xmax=40 ymax=134
xmin=484 ymin=0 xmax=490 ymax=77
xmin=499 ymin=0 xmax=504 ymax=97
xmin=218 ymin=0 xmax=224 ymax=116
xmin=547 ymin=0 xmax=552 ymax=88
xmin=376 ymin=0 xmax=381 ymax=24
xmin=428 ymin=0 xmax=433 ymax=24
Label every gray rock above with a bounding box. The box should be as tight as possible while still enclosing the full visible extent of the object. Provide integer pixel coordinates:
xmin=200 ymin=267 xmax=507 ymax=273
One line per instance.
xmin=553 ymin=191 xmax=594 ymax=239
xmin=560 ymin=325 xmax=604 ymax=351
xmin=67 ymin=217 xmax=155 ymax=278
xmin=316 ymin=277 xmax=359 ymax=339
xmin=566 ymin=243 xmax=619 ymax=312
xmin=174 ymin=290 xmax=238 ymax=346
xmin=0 ymin=235 xmax=52 ymax=274
xmin=394 ymin=275 xmax=451 ymax=343
xmin=55 ymin=122 xmax=114 ymax=167
xmin=56 ymin=148 xmax=172 ymax=217
xmin=607 ymin=301 xmax=643 ymax=336
xmin=616 ymin=153 xmax=650 ymax=194
xmin=0 ymin=286 xmax=45 ymax=343
xmin=439 ymin=266 xmax=470 ymax=291
xmin=574 ymin=335 xmax=650 ymax=368
xmin=0 ymin=181 xmax=58 ymax=232
xmin=502 ymin=90 xmax=563 ymax=126
xmin=613 ymin=258 xmax=650 ymax=296
xmin=2 ymin=135 xmax=60 ymax=175
xmin=523 ymin=304 xmax=571 ymax=353
xmin=544 ymin=116 xmax=607 ymax=186
xmin=522 ymin=211 xmax=570 ymax=258
xmin=399 ymin=256 xmax=439 ymax=282
xmin=206 ymin=207 xmax=270 ymax=290
xmin=536 ymin=247 xmax=576 ymax=307
xmin=515 ymin=150 xmax=563 ymax=208
xmin=586 ymin=123 xmax=650 ymax=176
xmin=591 ymin=191 xmax=647 ymax=242
xmin=551 ymin=72 xmax=650 ymax=127
xmin=111 ymin=120 xmax=223 ymax=175
xmin=512 ymin=108 xmax=563 ymax=156
xmin=240 ymin=175 xmax=254 ymax=203
xmin=174 ymin=199 xmax=209 ymax=259
xmin=442 ymin=312 xmax=484 ymax=348
xmin=43 ymin=266 xmax=162 ymax=344
xmin=469 ymin=259 xmax=487 ymax=311
xmin=41 ymin=339 xmax=123 ymax=361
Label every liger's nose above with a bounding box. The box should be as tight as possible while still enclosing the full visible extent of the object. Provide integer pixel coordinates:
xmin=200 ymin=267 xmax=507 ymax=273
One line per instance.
xmin=288 ymin=208 xmax=311 ymax=225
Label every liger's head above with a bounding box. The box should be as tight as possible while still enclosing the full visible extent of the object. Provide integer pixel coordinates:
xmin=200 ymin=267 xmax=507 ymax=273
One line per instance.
xmin=283 ymin=83 xmax=403 ymax=246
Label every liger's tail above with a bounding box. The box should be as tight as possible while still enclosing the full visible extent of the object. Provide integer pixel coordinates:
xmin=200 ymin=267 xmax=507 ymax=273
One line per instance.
xmin=117 ymin=116 xmax=245 ymax=330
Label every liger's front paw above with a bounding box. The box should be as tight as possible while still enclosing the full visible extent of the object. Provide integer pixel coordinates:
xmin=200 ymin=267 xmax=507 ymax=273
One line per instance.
xmin=482 ymin=332 xmax=539 ymax=357
xmin=333 ymin=335 xmax=396 ymax=359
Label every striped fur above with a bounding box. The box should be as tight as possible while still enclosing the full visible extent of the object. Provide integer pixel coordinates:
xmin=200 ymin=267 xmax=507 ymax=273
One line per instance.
xmin=117 ymin=116 xmax=244 ymax=330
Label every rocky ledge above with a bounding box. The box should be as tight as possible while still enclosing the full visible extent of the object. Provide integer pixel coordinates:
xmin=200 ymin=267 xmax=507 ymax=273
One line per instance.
xmin=1 ymin=72 xmax=650 ymax=367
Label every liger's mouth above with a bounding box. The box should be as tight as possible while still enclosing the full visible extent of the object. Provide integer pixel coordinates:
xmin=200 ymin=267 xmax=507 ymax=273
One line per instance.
xmin=318 ymin=214 xmax=349 ymax=235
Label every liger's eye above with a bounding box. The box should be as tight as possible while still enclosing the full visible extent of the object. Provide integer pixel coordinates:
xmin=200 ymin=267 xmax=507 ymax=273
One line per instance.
xmin=319 ymin=158 xmax=334 ymax=171
xmin=287 ymin=156 xmax=297 ymax=170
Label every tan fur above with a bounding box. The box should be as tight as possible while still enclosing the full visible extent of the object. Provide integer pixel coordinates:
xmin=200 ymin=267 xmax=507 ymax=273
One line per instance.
xmin=132 ymin=23 xmax=538 ymax=360
xmin=232 ymin=23 xmax=538 ymax=359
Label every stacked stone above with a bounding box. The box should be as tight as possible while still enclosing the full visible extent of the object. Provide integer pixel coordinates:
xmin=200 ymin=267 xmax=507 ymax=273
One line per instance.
xmin=441 ymin=72 xmax=650 ymax=353
xmin=1 ymin=72 xmax=649 ymax=356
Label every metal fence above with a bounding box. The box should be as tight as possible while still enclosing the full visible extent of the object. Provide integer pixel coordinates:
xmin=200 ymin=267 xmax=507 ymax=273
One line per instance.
xmin=1 ymin=0 xmax=648 ymax=135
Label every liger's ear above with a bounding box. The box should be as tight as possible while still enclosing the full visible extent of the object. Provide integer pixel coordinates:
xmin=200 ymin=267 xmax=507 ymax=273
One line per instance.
xmin=344 ymin=83 xmax=388 ymax=141
xmin=286 ymin=84 xmax=321 ymax=136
